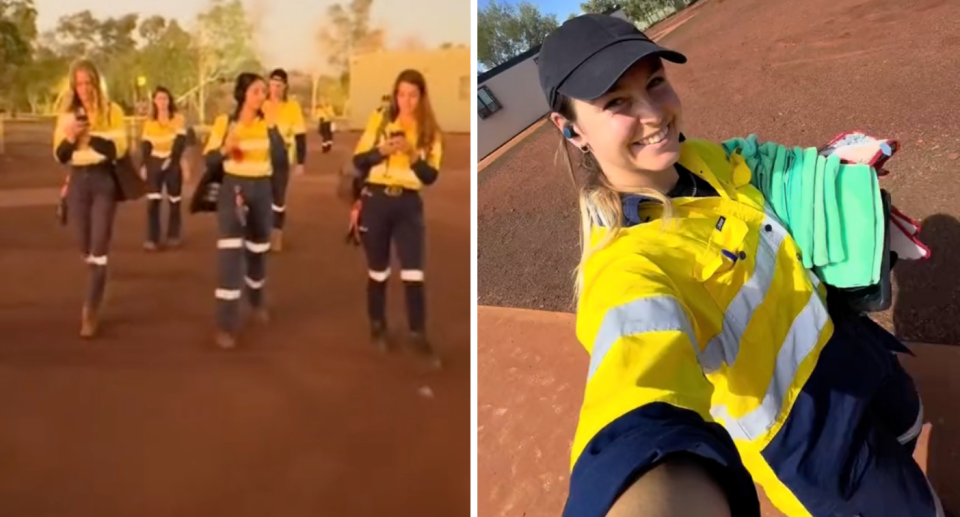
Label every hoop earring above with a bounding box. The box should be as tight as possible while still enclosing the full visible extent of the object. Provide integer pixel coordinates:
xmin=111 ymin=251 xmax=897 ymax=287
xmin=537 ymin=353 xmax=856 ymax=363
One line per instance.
xmin=580 ymin=145 xmax=589 ymax=153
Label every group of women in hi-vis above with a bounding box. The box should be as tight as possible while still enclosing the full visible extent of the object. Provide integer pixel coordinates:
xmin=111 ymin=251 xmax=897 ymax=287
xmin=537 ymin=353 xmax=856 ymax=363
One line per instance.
xmin=52 ymin=59 xmax=444 ymax=367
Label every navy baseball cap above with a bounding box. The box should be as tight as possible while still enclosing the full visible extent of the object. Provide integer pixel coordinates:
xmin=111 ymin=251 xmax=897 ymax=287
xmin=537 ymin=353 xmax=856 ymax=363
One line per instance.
xmin=538 ymin=14 xmax=687 ymax=111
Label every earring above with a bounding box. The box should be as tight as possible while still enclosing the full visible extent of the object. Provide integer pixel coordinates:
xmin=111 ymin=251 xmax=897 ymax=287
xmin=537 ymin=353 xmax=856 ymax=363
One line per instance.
xmin=580 ymin=145 xmax=589 ymax=153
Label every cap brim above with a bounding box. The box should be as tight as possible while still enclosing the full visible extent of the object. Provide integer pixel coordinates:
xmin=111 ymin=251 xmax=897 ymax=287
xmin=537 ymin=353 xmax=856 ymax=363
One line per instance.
xmin=557 ymin=39 xmax=686 ymax=102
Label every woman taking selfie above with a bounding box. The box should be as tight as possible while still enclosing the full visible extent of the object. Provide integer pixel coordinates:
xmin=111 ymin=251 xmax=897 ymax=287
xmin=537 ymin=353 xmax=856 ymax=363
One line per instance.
xmin=52 ymin=59 xmax=128 ymax=338
xmin=352 ymin=69 xmax=443 ymax=368
xmin=140 ymin=86 xmax=188 ymax=250
xmin=264 ymin=68 xmax=307 ymax=251
xmin=202 ymin=72 xmax=286 ymax=349
xmin=539 ymin=14 xmax=943 ymax=517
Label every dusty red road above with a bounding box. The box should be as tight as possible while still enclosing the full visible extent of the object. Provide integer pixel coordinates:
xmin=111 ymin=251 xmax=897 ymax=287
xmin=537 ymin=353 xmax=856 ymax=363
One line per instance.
xmin=478 ymin=0 xmax=960 ymax=345
xmin=0 ymin=127 xmax=470 ymax=516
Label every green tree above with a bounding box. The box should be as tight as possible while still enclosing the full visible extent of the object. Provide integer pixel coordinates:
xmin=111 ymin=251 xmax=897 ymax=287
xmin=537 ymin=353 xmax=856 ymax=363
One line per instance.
xmin=581 ymin=0 xmax=690 ymax=27
xmin=191 ymin=0 xmax=261 ymax=123
xmin=317 ymin=0 xmax=386 ymax=88
xmin=477 ymin=0 xmax=559 ymax=70
xmin=0 ymin=0 xmax=38 ymax=110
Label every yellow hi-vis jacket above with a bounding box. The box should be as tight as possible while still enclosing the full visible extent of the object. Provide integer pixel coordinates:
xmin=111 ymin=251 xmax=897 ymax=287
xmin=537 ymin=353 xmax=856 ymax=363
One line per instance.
xmin=573 ymin=138 xmax=834 ymax=517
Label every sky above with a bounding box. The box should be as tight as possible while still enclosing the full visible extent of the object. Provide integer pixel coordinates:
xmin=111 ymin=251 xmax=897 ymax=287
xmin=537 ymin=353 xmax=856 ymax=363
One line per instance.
xmin=34 ymin=0 xmax=472 ymax=71
xmin=478 ymin=0 xmax=584 ymax=19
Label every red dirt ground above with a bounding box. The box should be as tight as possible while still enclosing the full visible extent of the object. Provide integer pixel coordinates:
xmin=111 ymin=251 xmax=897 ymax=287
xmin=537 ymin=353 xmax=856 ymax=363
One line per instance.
xmin=0 ymin=125 xmax=470 ymax=517
xmin=478 ymin=0 xmax=960 ymax=345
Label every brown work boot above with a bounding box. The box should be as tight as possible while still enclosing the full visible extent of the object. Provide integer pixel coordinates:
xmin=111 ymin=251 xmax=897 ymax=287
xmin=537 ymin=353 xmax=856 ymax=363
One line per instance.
xmin=79 ymin=305 xmax=99 ymax=338
xmin=270 ymin=229 xmax=283 ymax=252
xmin=215 ymin=331 xmax=237 ymax=349
xmin=409 ymin=332 xmax=442 ymax=369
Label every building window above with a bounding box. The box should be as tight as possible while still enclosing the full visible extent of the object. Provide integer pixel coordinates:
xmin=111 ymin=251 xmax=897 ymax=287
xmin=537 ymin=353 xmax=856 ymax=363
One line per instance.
xmin=478 ymin=85 xmax=502 ymax=119
xmin=460 ymin=76 xmax=469 ymax=100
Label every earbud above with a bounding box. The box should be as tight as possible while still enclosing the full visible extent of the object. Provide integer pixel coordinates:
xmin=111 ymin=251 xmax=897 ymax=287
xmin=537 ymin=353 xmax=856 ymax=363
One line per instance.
xmin=562 ymin=125 xmax=577 ymax=139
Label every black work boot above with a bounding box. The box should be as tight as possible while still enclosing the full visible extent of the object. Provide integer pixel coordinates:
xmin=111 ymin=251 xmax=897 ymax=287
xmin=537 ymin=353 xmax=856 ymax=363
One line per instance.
xmin=371 ymin=321 xmax=389 ymax=353
xmin=409 ymin=332 xmax=442 ymax=369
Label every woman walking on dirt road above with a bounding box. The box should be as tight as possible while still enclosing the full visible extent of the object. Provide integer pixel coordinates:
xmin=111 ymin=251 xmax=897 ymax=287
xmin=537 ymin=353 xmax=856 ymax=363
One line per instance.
xmin=352 ymin=69 xmax=444 ymax=368
xmin=52 ymin=59 xmax=129 ymax=339
xmin=538 ymin=14 xmax=945 ymax=517
xmin=264 ymin=68 xmax=307 ymax=252
xmin=140 ymin=86 xmax=188 ymax=251
xmin=202 ymin=72 xmax=287 ymax=349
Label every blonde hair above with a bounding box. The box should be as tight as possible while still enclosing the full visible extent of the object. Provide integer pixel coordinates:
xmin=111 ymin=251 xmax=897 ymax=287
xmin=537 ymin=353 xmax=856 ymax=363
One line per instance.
xmin=555 ymin=96 xmax=674 ymax=305
xmin=57 ymin=59 xmax=110 ymax=122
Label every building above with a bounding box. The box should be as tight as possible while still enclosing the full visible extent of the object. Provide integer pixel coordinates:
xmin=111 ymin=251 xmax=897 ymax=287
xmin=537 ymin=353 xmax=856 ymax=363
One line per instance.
xmin=477 ymin=8 xmax=629 ymax=160
xmin=348 ymin=46 xmax=471 ymax=133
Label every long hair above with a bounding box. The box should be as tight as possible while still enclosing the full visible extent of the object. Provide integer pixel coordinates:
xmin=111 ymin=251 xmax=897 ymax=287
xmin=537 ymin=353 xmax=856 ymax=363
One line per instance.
xmin=389 ymin=69 xmax=440 ymax=151
xmin=58 ymin=59 xmax=110 ymax=124
xmin=150 ymin=86 xmax=178 ymax=120
xmin=232 ymin=72 xmax=265 ymax=120
xmin=554 ymin=93 xmax=674 ymax=305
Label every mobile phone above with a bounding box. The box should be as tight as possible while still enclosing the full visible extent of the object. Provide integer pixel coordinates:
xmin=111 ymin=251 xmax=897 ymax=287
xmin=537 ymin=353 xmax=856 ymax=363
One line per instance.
xmin=75 ymin=107 xmax=89 ymax=124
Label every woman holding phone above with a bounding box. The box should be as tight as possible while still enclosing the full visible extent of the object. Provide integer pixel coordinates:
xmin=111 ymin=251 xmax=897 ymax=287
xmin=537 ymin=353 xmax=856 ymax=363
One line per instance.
xmin=140 ymin=86 xmax=188 ymax=250
xmin=52 ymin=59 xmax=129 ymax=338
xmin=202 ymin=72 xmax=287 ymax=349
xmin=352 ymin=69 xmax=443 ymax=368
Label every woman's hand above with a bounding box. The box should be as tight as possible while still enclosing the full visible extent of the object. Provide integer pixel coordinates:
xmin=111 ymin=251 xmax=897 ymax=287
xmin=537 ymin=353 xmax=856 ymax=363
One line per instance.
xmin=221 ymin=127 xmax=240 ymax=155
xmin=63 ymin=114 xmax=88 ymax=143
xmin=139 ymin=164 xmax=147 ymax=180
xmin=376 ymin=138 xmax=400 ymax=156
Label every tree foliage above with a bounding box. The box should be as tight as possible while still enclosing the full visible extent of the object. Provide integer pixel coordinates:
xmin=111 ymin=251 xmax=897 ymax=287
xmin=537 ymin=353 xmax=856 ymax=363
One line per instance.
xmin=478 ymin=0 xmax=559 ymax=70
xmin=0 ymin=0 xmax=261 ymax=120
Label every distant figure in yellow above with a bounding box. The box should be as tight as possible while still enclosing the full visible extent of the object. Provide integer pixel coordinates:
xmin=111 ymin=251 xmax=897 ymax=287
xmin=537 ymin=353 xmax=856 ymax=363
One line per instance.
xmin=52 ymin=59 xmax=129 ymax=338
xmin=315 ymin=98 xmax=335 ymax=153
xmin=139 ymin=86 xmax=188 ymax=250
xmin=264 ymin=68 xmax=306 ymax=251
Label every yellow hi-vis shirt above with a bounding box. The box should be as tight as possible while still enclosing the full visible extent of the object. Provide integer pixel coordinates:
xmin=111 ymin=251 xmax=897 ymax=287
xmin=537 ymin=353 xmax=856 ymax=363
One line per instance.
xmin=203 ymin=114 xmax=273 ymax=178
xmin=266 ymin=98 xmax=305 ymax=165
xmin=141 ymin=113 xmax=187 ymax=158
xmin=574 ymin=139 xmax=833 ymax=517
xmin=315 ymin=104 xmax=334 ymax=121
xmin=52 ymin=102 xmax=128 ymax=165
xmin=353 ymin=109 xmax=442 ymax=191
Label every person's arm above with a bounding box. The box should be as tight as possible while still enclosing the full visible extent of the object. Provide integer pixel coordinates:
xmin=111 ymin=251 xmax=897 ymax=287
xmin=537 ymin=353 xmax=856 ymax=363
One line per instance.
xmin=292 ymin=100 xmax=307 ymax=165
xmin=170 ymin=114 xmax=187 ymax=164
xmin=203 ymin=115 xmax=229 ymax=169
xmin=562 ymin=260 xmax=760 ymax=517
xmin=53 ymin=113 xmax=77 ymax=164
xmin=139 ymin=123 xmax=154 ymax=161
xmin=411 ymin=133 xmax=442 ymax=186
xmin=352 ymin=110 xmax=387 ymax=176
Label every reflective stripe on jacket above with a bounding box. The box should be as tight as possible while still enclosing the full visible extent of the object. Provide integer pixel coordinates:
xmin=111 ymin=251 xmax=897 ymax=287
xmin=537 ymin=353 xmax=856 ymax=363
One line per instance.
xmin=573 ymin=138 xmax=834 ymax=515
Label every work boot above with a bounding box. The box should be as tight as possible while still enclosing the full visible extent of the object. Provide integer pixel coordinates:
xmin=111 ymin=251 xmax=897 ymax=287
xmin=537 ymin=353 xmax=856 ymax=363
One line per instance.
xmin=371 ymin=321 xmax=389 ymax=353
xmin=143 ymin=241 xmax=158 ymax=252
xmin=166 ymin=238 xmax=182 ymax=250
xmin=79 ymin=305 xmax=99 ymax=339
xmin=271 ymin=229 xmax=283 ymax=252
xmin=409 ymin=332 xmax=442 ymax=369
xmin=215 ymin=331 xmax=237 ymax=349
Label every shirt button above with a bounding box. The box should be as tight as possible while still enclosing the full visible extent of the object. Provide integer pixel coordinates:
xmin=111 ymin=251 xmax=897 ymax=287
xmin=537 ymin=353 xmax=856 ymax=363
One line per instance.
xmin=764 ymin=224 xmax=772 ymax=232
xmin=739 ymin=251 xmax=747 ymax=260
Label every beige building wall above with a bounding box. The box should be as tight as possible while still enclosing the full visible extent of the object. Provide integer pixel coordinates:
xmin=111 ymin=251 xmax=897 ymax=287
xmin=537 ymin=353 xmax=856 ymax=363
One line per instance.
xmin=348 ymin=47 xmax=471 ymax=133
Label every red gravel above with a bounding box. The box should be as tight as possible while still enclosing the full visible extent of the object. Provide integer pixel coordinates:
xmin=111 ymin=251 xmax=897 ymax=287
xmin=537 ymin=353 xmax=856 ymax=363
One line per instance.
xmin=478 ymin=0 xmax=960 ymax=344
xmin=0 ymin=129 xmax=470 ymax=516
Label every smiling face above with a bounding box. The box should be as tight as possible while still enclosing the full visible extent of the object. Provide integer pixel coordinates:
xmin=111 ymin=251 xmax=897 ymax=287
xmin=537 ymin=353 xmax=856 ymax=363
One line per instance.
xmin=554 ymin=57 xmax=683 ymax=190
xmin=395 ymin=81 xmax=421 ymax=118
xmin=246 ymin=79 xmax=267 ymax=110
